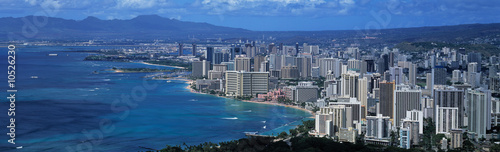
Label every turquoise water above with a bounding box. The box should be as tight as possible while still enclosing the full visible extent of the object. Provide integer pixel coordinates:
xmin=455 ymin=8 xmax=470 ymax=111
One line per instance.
xmin=0 ymin=46 xmax=311 ymax=151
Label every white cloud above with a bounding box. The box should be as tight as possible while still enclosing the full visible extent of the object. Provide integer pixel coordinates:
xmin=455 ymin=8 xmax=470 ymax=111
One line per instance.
xmin=199 ymin=0 xmax=328 ymax=15
xmin=115 ymin=0 xmax=171 ymax=9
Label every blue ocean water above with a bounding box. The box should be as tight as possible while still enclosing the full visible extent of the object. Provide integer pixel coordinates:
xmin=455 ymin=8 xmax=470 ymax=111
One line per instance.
xmin=0 ymin=46 xmax=311 ymax=151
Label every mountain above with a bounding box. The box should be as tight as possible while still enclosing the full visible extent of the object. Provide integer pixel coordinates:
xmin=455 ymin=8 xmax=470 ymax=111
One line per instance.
xmin=1 ymin=15 xmax=499 ymax=45
xmin=0 ymin=15 xmax=250 ymax=40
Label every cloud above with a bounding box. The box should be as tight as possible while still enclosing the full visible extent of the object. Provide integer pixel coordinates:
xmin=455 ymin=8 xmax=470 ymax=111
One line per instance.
xmin=198 ymin=0 xmax=333 ymax=16
xmin=115 ymin=0 xmax=171 ymax=9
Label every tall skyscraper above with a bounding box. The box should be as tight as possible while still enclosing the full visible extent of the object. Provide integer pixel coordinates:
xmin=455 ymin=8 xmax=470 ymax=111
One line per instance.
xmin=295 ymin=42 xmax=299 ymax=55
xmin=254 ymin=55 xmax=265 ymax=72
xmin=378 ymin=54 xmax=389 ymax=74
xmin=389 ymin=52 xmax=395 ymax=67
xmin=408 ymin=63 xmax=417 ymax=86
xmin=213 ymin=52 xmax=224 ymax=65
xmin=434 ymin=86 xmax=465 ymax=126
xmin=393 ymin=84 xmax=421 ymax=127
xmin=467 ymin=52 xmax=482 ymax=64
xmin=281 ymin=66 xmax=300 ymax=79
xmin=235 ymin=56 xmax=251 ymax=72
xmin=225 ymin=71 xmax=269 ymax=97
xmin=295 ymin=57 xmax=312 ymax=79
xmin=466 ymin=89 xmax=492 ymax=140
xmin=192 ymin=43 xmax=196 ymax=56
xmin=206 ymin=47 xmax=214 ymax=65
xmin=358 ymin=77 xmax=368 ymax=119
xmin=319 ymin=58 xmax=341 ymax=77
xmin=178 ymin=43 xmax=184 ymax=56
xmin=379 ymin=81 xmax=395 ymax=118
xmin=435 ymin=106 xmax=459 ymax=134
xmin=347 ymin=59 xmax=361 ymax=71
xmin=192 ymin=60 xmax=210 ymax=77
xmin=364 ymin=58 xmax=375 ymax=73
xmin=433 ymin=66 xmax=447 ymax=85
xmin=341 ymin=71 xmax=359 ymax=99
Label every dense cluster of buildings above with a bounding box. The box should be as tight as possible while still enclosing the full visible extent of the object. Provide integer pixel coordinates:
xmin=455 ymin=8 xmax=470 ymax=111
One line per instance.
xmin=186 ymin=42 xmax=498 ymax=150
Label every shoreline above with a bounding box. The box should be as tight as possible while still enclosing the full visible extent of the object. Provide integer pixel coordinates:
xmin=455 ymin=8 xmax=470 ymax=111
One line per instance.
xmin=172 ymin=78 xmax=314 ymax=117
xmin=138 ymin=61 xmax=186 ymax=69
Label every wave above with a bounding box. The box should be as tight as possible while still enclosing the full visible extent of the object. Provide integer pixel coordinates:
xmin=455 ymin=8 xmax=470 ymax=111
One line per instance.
xmin=261 ymin=121 xmax=266 ymax=123
xmin=230 ymin=104 xmax=239 ymax=106
xmin=103 ymin=79 xmax=111 ymax=81
xmin=222 ymin=117 xmax=238 ymax=120
xmin=189 ymin=99 xmax=198 ymax=101
xmin=263 ymin=126 xmax=266 ymax=129
xmin=243 ymin=110 xmax=252 ymax=112
xmin=243 ymin=131 xmax=258 ymax=135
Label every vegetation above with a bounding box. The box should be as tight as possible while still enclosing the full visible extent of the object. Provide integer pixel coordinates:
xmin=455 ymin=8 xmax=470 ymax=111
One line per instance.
xmin=152 ymin=119 xmax=429 ymax=152
xmin=394 ymin=41 xmax=500 ymax=57
xmin=277 ymin=96 xmax=293 ymax=105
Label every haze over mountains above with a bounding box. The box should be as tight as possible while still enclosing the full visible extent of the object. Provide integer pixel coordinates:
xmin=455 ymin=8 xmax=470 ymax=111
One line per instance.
xmin=1 ymin=15 xmax=499 ymax=44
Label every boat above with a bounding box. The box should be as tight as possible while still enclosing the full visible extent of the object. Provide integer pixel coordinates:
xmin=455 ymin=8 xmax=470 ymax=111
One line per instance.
xmin=166 ymin=80 xmax=172 ymax=83
xmin=48 ymin=54 xmax=58 ymax=56
xmin=31 ymin=76 xmax=38 ymax=79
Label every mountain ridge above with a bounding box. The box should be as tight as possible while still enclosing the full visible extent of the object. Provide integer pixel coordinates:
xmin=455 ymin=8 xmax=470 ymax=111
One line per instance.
xmin=1 ymin=15 xmax=499 ymax=44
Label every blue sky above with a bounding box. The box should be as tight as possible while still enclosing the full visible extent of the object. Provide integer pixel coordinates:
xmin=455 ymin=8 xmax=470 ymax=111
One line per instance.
xmin=1 ymin=0 xmax=499 ymax=31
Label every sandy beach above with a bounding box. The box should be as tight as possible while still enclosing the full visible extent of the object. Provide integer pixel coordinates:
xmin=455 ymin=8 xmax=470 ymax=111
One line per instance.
xmin=174 ymin=78 xmax=314 ymax=115
xmin=138 ymin=61 xmax=186 ymax=69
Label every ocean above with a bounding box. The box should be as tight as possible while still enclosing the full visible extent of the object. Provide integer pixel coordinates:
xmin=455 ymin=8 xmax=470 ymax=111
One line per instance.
xmin=0 ymin=46 xmax=311 ymax=151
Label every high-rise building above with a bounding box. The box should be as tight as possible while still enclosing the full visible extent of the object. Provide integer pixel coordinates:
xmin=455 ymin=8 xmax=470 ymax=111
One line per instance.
xmin=378 ymin=54 xmax=389 ymax=74
xmin=192 ymin=43 xmax=196 ymax=56
xmin=281 ymin=66 xmax=299 ymax=79
xmin=235 ymin=56 xmax=251 ymax=72
xmin=348 ymin=59 xmax=361 ymax=71
xmin=435 ymin=105 xmax=459 ymax=134
xmin=467 ymin=52 xmax=482 ymax=64
xmin=393 ymin=84 xmax=421 ymax=127
xmin=433 ymin=86 xmax=465 ymax=126
xmin=192 ymin=60 xmax=210 ymax=77
xmin=452 ymin=70 xmax=462 ymax=83
xmin=341 ymin=71 xmax=359 ymax=98
xmin=466 ymin=89 xmax=492 ymax=140
xmin=366 ymin=114 xmax=392 ymax=139
xmin=295 ymin=82 xmax=319 ymax=102
xmin=253 ymin=55 xmax=265 ymax=72
xmin=319 ymin=58 xmax=341 ymax=77
xmin=295 ymin=57 xmax=312 ymax=78
xmin=268 ymin=43 xmax=276 ymax=54
xmin=450 ymin=129 xmax=464 ymax=149
xmin=389 ymin=52 xmax=395 ymax=68
xmin=206 ymin=47 xmax=214 ymax=64
xmin=178 ymin=43 xmax=184 ymax=56
xmin=330 ymin=98 xmax=362 ymax=128
xmin=379 ymin=81 xmax=395 ymax=118
xmin=358 ymin=77 xmax=368 ymax=119
xmin=389 ymin=67 xmax=404 ymax=84
xmin=295 ymin=42 xmax=299 ymax=55
xmin=433 ymin=66 xmax=447 ymax=85
xmin=213 ymin=52 xmax=224 ymax=65
xmin=426 ymin=73 xmax=434 ymax=91
xmin=364 ymin=58 xmax=375 ymax=73
xmin=408 ymin=63 xmax=417 ymax=86
xmin=225 ymin=71 xmax=269 ymax=97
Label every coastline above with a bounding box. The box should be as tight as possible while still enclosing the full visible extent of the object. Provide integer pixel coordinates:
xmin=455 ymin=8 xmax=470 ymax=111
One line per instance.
xmin=172 ymin=78 xmax=314 ymax=116
xmin=137 ymin=61 xmax=186 ymax=69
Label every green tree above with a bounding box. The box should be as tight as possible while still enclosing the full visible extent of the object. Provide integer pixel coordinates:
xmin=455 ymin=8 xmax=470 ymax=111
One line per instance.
xmin=278 ymin=131 xmax=288 ymax=139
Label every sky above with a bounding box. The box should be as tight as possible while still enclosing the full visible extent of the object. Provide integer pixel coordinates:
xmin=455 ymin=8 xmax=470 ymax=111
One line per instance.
xmin=1 ymin=0 xmax=499 ymax=31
